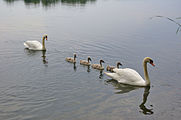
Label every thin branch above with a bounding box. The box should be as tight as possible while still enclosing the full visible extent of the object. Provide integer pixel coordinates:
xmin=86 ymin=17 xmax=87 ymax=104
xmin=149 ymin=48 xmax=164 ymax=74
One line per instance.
xmin=151 ymin=16 xmax=181 ymax=34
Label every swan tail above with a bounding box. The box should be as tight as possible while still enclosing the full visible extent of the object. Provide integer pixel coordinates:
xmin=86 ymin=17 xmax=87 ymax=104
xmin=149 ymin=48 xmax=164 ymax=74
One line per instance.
xmin=24 ymin=42 xmax=29 ymax=48
xmin=104 ymin=72 xmax=117 ymax=79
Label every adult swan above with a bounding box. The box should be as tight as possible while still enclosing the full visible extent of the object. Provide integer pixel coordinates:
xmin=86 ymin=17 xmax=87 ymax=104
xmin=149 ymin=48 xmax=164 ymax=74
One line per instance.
xmin=24 ymin=34 xmax=48 ymax=51
xmin=104 ymin=57 xmax=155 ymax=86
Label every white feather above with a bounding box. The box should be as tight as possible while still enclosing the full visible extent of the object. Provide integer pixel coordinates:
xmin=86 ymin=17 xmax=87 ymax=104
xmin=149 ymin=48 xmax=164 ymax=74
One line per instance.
xmin=24 ymin=41 xmax=43 ymax=50
xmin=105 ymin=68 xmax=146 ymax=86
xmin=23 ymin=34 xmax=47 ymax=50
xmin=104 ymin=57 xmax=155 ymax=86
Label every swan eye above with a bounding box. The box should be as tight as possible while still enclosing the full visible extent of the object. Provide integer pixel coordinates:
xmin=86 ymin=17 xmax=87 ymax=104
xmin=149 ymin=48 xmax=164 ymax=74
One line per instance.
xmin=150 ymin=59 xmax=153 ymax=64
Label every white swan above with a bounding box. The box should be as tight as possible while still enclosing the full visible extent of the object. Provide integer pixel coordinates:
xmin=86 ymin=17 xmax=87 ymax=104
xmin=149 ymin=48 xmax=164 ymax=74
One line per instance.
xmin=104 ymin=57 xmax=155 ymax=86
xmin=24 ymin=34 xmax=48 ymax=51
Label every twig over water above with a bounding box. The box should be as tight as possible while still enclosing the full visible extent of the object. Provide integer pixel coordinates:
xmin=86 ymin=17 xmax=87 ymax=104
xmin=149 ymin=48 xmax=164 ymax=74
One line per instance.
xmin=150 ymin=16 xmax=181 ymax=34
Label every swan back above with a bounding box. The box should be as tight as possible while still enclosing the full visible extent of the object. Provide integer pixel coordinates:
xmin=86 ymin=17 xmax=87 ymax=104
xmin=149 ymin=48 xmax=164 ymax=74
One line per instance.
xmin=105 ymin=68 xmax=146 ymax=86
xmin=104 ymin=57 xmax=155 ymax=86
xmin=91 ymin=59 xmax=104 ymax=70
xmin=24 ymin=41 xmax=43 ymax=50
xmin=92 ymin=64 xmax=104 ymax=70
xmin=24 ymin=34 xmax=47 ymax=50
xmin=66 ymin=53 xmax=77 ymax=63
xmin=80 ymin=56 xmax=91 ymax=66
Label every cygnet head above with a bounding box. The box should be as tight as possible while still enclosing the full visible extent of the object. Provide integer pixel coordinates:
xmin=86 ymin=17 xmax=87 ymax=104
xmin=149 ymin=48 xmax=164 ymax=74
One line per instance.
xmin=88 ymin=56 xmax=92 ymax=62
xmin=100 ymin=59 xmax=105 ymax=64
xmin=117 ymin=62 xmax=122 ymax=68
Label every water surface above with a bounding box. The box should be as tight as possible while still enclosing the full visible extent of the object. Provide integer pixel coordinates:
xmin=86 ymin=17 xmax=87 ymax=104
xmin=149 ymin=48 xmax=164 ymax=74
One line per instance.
xmin=0 ymin=0 xmax=181 ymax=120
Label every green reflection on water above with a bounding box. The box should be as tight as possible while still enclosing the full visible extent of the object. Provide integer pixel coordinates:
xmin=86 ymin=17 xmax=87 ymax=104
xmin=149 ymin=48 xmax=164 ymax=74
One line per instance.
xmin=4 ymin=0 xmax=96 ymax=6
xmin=61 ymin=0 xmax=96 ymax=5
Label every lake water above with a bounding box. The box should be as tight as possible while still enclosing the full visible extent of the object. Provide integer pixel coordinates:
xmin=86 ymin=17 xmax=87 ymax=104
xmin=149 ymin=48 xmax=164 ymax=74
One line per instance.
xmin=0 ymin=0 xmax=181 ymax=120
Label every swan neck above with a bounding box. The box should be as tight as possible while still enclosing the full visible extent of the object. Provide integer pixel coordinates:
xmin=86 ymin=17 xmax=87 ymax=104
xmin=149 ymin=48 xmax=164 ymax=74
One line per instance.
xmin=42 ymin=37 xmax=46 ymax=50
xmin=88 ymin=58 xmax=90 ymax=63
xmin=100 ymin=61 xmax=102 ymax=67
xmin=143 ymin=61 xmax=150 ymax=85
xmin=117 ymin=64 xmax=119 ymax=68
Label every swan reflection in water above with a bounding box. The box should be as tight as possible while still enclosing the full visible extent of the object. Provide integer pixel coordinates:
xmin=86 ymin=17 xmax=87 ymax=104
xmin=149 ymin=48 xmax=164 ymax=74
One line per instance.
xmin=73 ymin=63 xmax=77 ymax=71
xmin=105 ymin=79 xmax=139 ymax=94
xmin=24 ymin=49 xmax=48 ymax=66
xmin=105 ymin=79 xmax=153 ymax=115
xmin=99 ymin=70 xmax=103 ymax=79
xmin=87 ymin=65 xmax=91 ymax=72
xmin=41 ymin=51 xmax=48 ymax=65
xmin=80 ymin=65 xmax=91 ymax=73
xmin=80 ymin=65 xmax=102 ymax=77
xmin=139 ymin=86 xmax=154 ymax=115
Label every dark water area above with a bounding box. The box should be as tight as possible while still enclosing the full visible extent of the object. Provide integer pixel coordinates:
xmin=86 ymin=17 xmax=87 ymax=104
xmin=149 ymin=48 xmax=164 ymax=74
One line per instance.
xmin=0 ymin=0 xmax=181 ymax=120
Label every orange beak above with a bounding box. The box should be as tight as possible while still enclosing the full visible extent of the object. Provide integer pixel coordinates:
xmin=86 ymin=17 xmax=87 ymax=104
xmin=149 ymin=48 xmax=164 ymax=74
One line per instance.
xmin=150 ymin=63 xmax=155 ymax=67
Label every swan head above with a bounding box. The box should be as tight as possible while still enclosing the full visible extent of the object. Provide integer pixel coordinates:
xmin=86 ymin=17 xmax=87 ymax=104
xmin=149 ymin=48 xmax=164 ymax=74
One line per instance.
xmin=100 ymin=59 xmax=105 ymax=64
xmin=144 ymin=57 xmax=155 ymax=67
xmin=117 ymin=62 xmax=122 ymax=68
xmin=43 ymin=34 xmax=48 ymax=41
xmin=88 ymin=56 xmax=92 ymax=62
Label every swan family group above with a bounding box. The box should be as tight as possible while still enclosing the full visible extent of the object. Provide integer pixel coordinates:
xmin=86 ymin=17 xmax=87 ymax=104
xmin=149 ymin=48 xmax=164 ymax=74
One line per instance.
xmin=24 ymin=34 xmax=155 ymax=87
